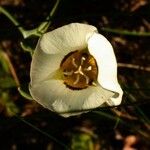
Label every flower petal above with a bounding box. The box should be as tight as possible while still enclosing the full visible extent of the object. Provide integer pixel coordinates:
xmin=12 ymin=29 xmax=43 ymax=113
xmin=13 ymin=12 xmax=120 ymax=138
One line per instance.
xmin=83 ymin=84 xmax=114 ymax=109
xmin=30 ymin=42 xmax=64 ymax=85
xmin=87 ymin=33 xmax=123 ymax=105
xmin=40 ymin=23 xmax=97 ymax=55
xmin=29 ymin=80 xmax=114 ymax=117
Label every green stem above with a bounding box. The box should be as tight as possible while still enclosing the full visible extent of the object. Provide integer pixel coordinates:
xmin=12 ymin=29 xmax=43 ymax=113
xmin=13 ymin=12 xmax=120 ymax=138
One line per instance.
xmin=18 ymin=87 xmax=33 ymax=100
xmin=0 ymin=0 xmax=61 ymax=39
xmin=127 ymin=93 xmax=150 ymax=125
xmin=15 ymin=115 xmax=69 ymax=150
xmin=0 ymin=6 xmax=26 ymax=37
xmin=37 ymin=0 xmax=61 ymax=33
xmin=101 ymin=27 xmax=150 ymax=37
xmin=93 ymin=111 xmax=150 ymax=139
xmin=20 ymin=0 xmax=61 ymax=38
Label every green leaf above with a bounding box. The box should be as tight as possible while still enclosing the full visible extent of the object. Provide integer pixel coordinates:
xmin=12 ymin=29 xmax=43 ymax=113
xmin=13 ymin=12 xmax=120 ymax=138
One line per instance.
xmin=0 ymin=50 xmax=10 ymax=73
xmin=0 ymin=76 xmax=16 ymax=88
xmin=1 ymin=92 xmax=19 ymax=116
xmin=18 ymin=87 xmax=33 ymax=100
xmin=71 ymin=133 xmax=94 ymax=150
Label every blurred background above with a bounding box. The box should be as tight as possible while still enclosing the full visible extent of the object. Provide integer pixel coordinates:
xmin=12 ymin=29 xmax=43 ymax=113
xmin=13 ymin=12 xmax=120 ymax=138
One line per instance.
xmin=0 ymin=0 xmax=150 ymax=149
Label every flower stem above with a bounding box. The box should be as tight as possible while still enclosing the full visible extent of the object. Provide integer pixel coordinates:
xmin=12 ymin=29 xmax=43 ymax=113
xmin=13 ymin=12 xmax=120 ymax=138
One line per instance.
xmin=0 ymin=0 xmax=61 ymax=39
xmin=0 ymin=6 xmax=26 ymax=37
xmin=37 ymin=0 xmax=61 ymax=34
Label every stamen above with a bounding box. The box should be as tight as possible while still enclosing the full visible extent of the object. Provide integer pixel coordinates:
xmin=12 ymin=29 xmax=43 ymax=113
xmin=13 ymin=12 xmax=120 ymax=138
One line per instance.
xmin=73 ymin=74 xmax=80 ymax=85
xmin=81 ymin=56 xmax=86 ymax=65
xmin=72 ymin=58 xmax=78 ymax=68
xmin=74 ymin=66 xmax=84 ymax=75
xmin=83 ymin=74 xmax=90 ymax=84
xmin=63 ymin=70 xmax=73 ymax=76
xmin=92 ymin=82 xmax=97 ymax=86
xmin=84 ymin=66 xmax=92 ymax=71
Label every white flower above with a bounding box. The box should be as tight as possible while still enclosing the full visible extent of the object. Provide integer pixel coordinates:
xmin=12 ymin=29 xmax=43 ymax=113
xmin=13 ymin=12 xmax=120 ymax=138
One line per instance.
xmin=29 ymin=23 xmax=123 ymax=117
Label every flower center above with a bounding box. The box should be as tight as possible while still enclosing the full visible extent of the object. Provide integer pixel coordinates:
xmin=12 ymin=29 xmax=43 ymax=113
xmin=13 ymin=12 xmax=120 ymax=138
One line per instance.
xmin=60 ymin=50 xmax=98 ymax=90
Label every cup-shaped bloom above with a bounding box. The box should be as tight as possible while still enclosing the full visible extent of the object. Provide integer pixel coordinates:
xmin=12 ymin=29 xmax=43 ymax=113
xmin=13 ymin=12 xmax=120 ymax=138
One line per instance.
xmin=29 ymin=23 xmax=123 ymax=117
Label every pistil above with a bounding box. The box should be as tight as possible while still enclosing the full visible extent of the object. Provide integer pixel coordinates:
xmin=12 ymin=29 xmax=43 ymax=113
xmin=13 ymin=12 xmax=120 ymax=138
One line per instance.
xmin=60 ymin=50 xmax=98 ymax=90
